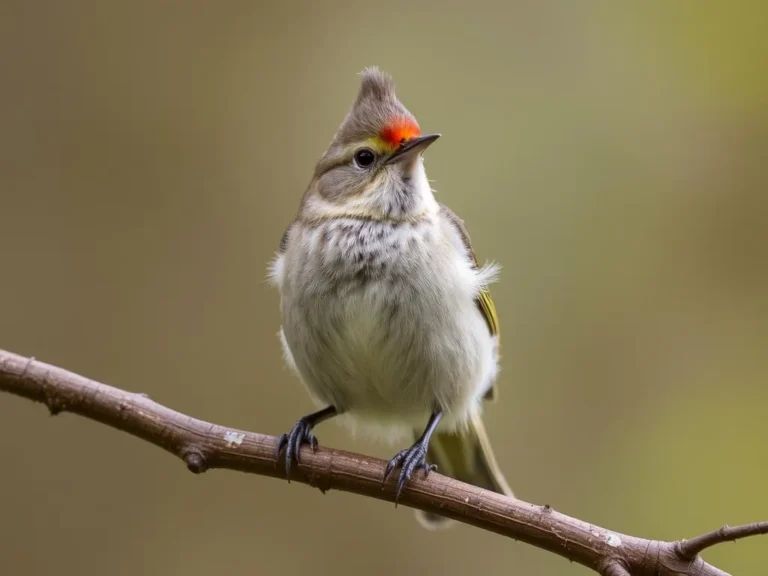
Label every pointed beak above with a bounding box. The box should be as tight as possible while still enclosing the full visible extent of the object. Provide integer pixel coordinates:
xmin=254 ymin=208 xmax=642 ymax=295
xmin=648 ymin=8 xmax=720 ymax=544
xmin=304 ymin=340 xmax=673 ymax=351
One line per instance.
xmin=383 ymin=133 xmax=441 ymax=166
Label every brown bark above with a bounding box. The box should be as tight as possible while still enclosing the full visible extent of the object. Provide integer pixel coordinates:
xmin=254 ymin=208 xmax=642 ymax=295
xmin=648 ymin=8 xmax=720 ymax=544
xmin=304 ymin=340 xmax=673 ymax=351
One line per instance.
xmin=0 ymin=348 xmax=764 ymax=576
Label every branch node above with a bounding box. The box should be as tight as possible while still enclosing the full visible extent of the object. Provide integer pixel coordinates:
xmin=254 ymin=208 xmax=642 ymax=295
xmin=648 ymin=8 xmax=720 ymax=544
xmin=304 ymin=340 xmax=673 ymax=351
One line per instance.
xmin=40 ymin=366 xmax=65 ymax=415
xmin=183 ymin=448 xmax=208 ymax=474
xmin=46 ymin=397 xmax=64 ymax=416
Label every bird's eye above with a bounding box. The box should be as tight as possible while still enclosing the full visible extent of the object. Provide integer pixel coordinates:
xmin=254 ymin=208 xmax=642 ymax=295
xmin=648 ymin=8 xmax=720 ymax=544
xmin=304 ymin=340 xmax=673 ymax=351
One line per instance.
xmin=354 ymin=148 xmax=376 ymax=168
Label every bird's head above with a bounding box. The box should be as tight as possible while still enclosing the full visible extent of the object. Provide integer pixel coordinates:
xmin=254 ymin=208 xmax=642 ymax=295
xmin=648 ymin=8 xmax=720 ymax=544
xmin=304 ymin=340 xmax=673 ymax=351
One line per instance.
xmin=303 ymin=67 xmax=440 ymax=221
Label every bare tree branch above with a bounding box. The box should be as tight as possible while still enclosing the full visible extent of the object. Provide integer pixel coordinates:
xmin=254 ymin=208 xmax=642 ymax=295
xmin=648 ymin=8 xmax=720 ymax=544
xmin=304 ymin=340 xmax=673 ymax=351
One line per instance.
xmin=0 ymin=348 xmax=763 ymax=576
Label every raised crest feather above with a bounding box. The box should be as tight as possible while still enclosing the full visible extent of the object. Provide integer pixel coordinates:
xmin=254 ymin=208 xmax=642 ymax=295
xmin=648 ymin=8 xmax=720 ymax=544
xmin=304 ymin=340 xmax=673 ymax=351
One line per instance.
xmin=319 ymin=66 xmax=419 ymax=160
xmin=357 ymin=66 xmax=397 ymax=102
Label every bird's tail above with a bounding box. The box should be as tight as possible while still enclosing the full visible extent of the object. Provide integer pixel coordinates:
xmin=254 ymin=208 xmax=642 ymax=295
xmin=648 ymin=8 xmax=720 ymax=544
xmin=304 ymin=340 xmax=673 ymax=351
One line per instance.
xmin=415 ymin=413 xmax=513 ymax=530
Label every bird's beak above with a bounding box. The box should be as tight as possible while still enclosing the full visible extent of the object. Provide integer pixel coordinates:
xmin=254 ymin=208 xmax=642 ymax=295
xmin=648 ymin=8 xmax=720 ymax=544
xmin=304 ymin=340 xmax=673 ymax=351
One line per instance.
xmin=384 ymin=133 xmax=441 ymax=166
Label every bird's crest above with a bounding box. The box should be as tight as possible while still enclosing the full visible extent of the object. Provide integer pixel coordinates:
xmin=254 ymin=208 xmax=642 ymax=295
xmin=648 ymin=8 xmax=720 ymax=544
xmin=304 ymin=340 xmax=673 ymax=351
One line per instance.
xmin=323 ymin=67 xmax=421 ymax=159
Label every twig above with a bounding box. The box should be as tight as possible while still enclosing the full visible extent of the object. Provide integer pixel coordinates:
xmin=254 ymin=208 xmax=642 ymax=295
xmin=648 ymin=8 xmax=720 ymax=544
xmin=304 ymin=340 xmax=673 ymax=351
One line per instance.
xmin=677 ymin=522 xmax=768 ymax=559
xmin=0 ymin=348 xmax=763 ymax=576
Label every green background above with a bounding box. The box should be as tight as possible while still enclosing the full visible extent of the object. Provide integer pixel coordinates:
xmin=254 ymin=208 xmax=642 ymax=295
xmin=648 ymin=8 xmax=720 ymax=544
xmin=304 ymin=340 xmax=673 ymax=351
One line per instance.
xmin=1 ymin=2 xmax=766 ymax=575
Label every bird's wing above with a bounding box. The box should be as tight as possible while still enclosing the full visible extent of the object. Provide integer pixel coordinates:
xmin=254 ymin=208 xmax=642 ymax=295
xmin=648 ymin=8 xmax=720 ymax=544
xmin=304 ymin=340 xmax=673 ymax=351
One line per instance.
xmin=438 ymin=203 xmax=500 ymax=401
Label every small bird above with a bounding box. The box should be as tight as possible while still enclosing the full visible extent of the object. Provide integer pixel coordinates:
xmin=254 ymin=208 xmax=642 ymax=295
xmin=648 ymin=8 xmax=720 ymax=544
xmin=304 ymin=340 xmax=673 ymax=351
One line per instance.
xmin=269 ymin=67 xmax=512 ymax=528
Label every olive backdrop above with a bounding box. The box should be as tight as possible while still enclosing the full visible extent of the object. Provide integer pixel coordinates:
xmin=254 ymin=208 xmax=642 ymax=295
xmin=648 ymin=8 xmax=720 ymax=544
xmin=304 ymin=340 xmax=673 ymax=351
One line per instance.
xmin=1 ymin=2 xmax=766 ymax=575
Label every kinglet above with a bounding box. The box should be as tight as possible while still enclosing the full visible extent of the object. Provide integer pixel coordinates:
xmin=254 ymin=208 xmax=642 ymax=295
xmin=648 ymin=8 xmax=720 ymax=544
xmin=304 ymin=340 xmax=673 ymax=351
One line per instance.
xmin=270 ymin=67 xmax=512 ymax=528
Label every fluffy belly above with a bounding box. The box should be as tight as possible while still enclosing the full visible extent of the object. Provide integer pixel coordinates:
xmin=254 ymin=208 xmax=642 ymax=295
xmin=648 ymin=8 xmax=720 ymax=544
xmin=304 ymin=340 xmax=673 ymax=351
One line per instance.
xmin=274 ymin=216 xmax=499 ymax=440
xmin=280 ymin=274 xmax=498 ymax=440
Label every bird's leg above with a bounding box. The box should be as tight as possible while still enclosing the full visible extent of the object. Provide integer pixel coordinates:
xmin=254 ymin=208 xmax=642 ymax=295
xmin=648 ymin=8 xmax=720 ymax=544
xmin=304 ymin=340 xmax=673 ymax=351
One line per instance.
xmin=384 ymin=410 xmax=443 ymax=501
xmin=276 ymin=405 xmax=337 ymax=478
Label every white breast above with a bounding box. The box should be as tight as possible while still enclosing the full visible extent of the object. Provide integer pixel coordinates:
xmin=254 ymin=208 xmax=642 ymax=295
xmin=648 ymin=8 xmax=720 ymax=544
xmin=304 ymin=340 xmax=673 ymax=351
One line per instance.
xmin=270 ymin=213 xmax=499 ymax=442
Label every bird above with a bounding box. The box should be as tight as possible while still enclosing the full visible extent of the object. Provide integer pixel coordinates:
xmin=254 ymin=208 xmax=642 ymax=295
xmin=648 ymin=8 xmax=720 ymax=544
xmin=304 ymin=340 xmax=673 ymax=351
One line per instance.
xmin=269 ymin=66 xmax=512 ymax=528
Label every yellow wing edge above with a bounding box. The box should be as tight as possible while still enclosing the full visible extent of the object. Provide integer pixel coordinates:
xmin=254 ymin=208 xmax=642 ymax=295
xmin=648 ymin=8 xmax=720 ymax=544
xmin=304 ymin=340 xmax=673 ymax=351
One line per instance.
xmin=438 ymin=203 xmax=500 ymax=402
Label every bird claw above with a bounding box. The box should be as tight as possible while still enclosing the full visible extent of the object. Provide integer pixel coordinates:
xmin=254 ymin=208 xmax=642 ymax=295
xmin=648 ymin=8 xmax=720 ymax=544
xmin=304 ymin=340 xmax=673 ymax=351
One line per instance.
xmin=383 ymin=441 xmax=437 ymax=502
xmin=276 ymin=418 xmax=319 ymax=479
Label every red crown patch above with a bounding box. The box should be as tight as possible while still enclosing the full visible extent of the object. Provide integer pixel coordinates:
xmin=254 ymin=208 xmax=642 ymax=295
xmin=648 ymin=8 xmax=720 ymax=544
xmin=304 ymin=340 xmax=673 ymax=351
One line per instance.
xmin=380 ymin=118 xmax=421 ymax=148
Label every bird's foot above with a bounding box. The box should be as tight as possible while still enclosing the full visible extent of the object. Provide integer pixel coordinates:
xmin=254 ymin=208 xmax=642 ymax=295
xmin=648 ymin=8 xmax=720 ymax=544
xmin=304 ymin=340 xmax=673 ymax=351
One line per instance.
xmin=276 ymin=417 xmax=318 ymax=479
xmin=383 ymin=440 xmax=437 ymax=502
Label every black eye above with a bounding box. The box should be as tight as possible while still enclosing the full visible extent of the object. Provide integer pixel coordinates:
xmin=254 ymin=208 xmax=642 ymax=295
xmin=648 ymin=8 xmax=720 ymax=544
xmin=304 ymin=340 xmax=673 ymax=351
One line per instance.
xmin=354 ymin=148 xmax=376 ymax=168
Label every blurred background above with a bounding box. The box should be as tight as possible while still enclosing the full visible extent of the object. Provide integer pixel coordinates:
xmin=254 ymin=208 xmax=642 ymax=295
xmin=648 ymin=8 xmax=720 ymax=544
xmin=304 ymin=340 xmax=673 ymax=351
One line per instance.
xmin=1 ymin=2 xmax=766 ymax=575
